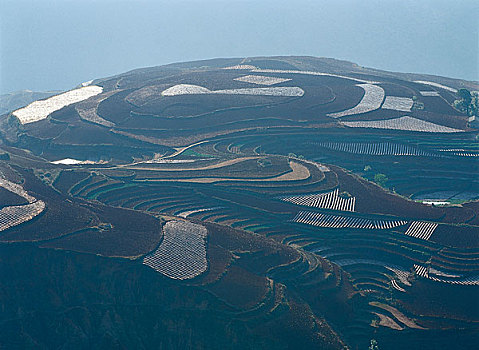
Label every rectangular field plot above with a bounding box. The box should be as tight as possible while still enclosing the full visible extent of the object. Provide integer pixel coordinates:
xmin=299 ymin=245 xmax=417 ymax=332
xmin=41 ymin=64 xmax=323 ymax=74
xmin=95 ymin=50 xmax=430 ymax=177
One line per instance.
xmin=327 ymin=84 xmax=385 ymax=118
xmin=280 ymin=188 xmax=356 ymax=212
xmin=419 ymin=91 xmax=440 ymax=97
xmin=341 ymin=116 xmax=463 ymax=133
xmin=381 ymin=96 xmax=413 ymax=112
xmin=234 ymin=75 xmax=292 ymax=86
xmin=143 ymin=220 xmax=208 ymax=280
xmin=293 ymin=211 xmax=407 ymax=229
xmin=13 ymin=86 xmax=103 ymax=124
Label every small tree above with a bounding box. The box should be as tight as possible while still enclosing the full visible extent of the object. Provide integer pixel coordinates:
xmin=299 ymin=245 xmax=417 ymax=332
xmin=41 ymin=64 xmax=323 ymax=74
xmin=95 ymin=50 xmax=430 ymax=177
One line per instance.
xmin=369 ymin=339 xmax=379 ymax=350
xmin=374 ymin=173 xmax=388 ymax=188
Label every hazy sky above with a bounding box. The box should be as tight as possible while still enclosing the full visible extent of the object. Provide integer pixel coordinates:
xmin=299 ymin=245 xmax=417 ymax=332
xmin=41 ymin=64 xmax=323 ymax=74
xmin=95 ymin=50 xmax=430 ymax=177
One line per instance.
xmin=1 ymin=0 xmax=477 ymax=94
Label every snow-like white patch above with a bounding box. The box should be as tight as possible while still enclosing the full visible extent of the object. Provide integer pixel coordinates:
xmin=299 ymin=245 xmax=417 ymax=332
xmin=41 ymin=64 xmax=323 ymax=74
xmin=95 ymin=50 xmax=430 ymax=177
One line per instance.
xmin=81 ymin=80 xmax=93 ymax=87
xmin=51 ymin=158 xmax=105 ymax=165
xmin=251 ymin=69 xmax=378 ymax=84
xmin=223 ymin=64 xmax=257 ymax=70
xmin=327 ymin=84 xmax=385 ymax=118
xmin=421 ymin=201 xmax=450 ymax=206
xmin=381 ymin=96 xmax=414 ymax=112
xmin=143 ymin=220 xmax=208 ymax=280
xmin=234 ymin=75 xmax=292 ymax=86
xmin=419 ymin=91 xmax=440 ymax=97
xmin=13 ymin=86 xmax=103 ymax=124
xmin=51 ymin=158 xmax=83 ymax=165
xmin=161 ymin=84 xmax=304 ymax=97
xmin=341 ymin=116 xmax=463 ymax=133
xmin=414 ymin=81 xmax=457 ymax=93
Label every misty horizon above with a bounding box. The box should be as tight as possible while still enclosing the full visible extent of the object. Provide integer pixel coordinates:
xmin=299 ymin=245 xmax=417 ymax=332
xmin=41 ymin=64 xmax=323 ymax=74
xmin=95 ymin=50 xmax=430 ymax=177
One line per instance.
xmin=1 ymin=0 xmax=478 ymax=95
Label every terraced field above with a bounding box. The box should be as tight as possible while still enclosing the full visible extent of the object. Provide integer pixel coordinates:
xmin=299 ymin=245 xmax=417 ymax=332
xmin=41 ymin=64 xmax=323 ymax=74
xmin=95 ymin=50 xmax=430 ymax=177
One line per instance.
xmin=1 ymin=56 xmax=477 ymax=350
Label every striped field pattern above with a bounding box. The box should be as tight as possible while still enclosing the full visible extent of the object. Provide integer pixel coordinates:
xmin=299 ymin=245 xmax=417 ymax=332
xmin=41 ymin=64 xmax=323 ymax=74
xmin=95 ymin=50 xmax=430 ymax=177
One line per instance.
xmin=293 ymin=211 xmax=407 ymax=229
xmin=405 ymin=221 xmax=438 ymax=241
xmin=391 ymin=279 xmax=406 ymax=292
xmin=414 ymin=264 xmax=479 ymax=286
xmin=414 ymin=264 xmax=429 ymax=278
xmin=313 ymin=142 xmax=437 ymax=157
xmin=438 ymin=149 xmax=479 ymax=157
xmin=280 ymin=189 xmax=356 ymax=212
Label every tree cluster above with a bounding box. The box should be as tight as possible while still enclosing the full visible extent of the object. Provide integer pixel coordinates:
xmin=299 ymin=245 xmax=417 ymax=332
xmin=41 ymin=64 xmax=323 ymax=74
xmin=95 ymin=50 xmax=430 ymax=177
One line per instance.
xmin=454 ymin=88 xmax=478 ymax=117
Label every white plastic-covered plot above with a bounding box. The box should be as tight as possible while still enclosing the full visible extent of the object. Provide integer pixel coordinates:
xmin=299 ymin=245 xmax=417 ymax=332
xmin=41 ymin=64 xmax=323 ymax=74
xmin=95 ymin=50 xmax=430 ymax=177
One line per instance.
xmin=327 ymin=84 xmax=385 ymax=118
xmin=381 ymin=96 xmax=414 ymax=112
xmin=250 ymin=69 xmax=378 ymax=84
xmin=341 ymin=116 xmax=463 ymax=133
xmin=161 ymin=84 xmax=304 ymax=97
xmin=223 ymin=65 xmax=258 ymax=70
xmin=0 ymin=201 xmax=45 ymax=232
xmin=419 ymin=91 xmax=440 ymax=97
xmin=414 ymin=81 xmax=458 ymax=93
xmin=0 ymin=177 xmax=46 ymax=232
xmin=143 ymin=220 xmax=208 ymax=280
xmin=234 ymin=75 xmax=292 ymax=86
xmin=161 ymin=84 xmax=211 ymax=96
xmin=13 ymin=86 xmax=103 ymax=124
